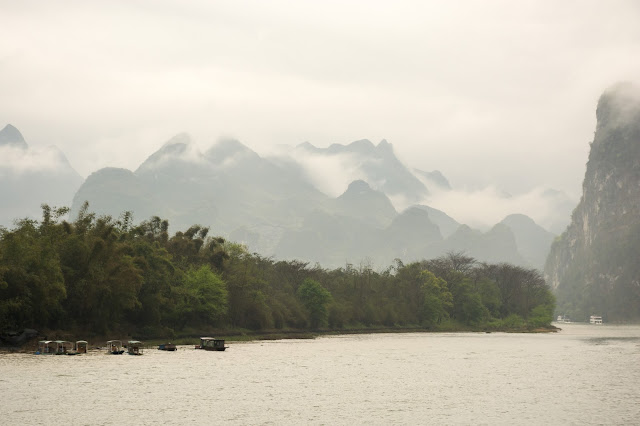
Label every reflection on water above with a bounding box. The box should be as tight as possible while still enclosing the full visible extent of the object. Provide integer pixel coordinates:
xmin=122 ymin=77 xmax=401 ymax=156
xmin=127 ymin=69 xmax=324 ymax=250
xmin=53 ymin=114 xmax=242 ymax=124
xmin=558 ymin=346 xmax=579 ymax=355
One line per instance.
xmin=587 ymin=336 xmax=640 ymax=345
xmin=1 ymin=324 xmax=639 ymax=425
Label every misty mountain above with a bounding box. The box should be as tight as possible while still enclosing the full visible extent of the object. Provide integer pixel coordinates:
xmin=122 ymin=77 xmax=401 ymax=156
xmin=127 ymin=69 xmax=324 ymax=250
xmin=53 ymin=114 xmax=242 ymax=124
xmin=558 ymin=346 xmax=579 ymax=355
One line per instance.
xmin=500 ymin=213 xmax=555 ymax=271
xmin=72 ymin=167 xmax=165 ymax=222
xmin=331 ymin=180 xmax=397 ymax=228
xmin=382 ymin=206 xmax=443 ymax=262
xmin=0 ymin=124 xmax=28 ymax=150
xmin=545 ymin=82 xmax=640 ymax=321
xmin=294 ymin=139 xmax=429 ymax=205
xmin=0 ymin=124 xmax=83 ymax=228
xmin=414 ymin=169 xmax=452 ymax=191
xmin=274 ymin=209 xmax=381 ymax=267
xmin=273 ymin=184 xmax=538 ymax=268
xmin=71 ymin=135 xmax=329 ymax=246
xmin=66 ymin=133 xmax=557 ymax=269
xmin=435 ymin=223 xmax=527 ymax=266
xmin=413 ymin=205 xmax=460 ymax=238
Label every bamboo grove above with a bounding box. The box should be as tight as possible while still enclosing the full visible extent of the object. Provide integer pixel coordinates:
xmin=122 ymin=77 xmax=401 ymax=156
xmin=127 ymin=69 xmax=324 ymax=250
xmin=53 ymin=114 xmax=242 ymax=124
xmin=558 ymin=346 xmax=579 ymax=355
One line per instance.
xmin=0 ymin=204 xmax=555 ymax=337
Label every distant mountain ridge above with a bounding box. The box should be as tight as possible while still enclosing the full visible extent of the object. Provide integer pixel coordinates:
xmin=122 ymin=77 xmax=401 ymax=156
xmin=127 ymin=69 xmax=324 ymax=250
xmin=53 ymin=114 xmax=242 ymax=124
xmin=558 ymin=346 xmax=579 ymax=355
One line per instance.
xmin=68 ymin=135 xmax=555 ymax=269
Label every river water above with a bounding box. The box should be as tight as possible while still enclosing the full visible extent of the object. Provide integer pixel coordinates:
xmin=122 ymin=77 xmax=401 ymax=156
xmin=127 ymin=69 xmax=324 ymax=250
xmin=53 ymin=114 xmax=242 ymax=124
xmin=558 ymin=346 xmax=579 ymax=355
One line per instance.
xmin=1 ymin=324 xmax=639 ymax=425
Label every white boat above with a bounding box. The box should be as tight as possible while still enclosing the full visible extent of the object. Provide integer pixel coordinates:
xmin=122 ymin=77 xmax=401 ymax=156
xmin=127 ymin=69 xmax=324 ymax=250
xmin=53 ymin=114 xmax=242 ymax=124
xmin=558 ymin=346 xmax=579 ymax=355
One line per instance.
xmin=590 ymin=315 xmax=603 ymax=324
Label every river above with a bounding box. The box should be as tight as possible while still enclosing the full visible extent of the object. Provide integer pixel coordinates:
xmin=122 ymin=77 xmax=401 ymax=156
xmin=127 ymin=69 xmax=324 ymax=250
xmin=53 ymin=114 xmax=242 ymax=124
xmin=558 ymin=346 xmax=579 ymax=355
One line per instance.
xmin=1 ymin=323 xmax=639 ymax=425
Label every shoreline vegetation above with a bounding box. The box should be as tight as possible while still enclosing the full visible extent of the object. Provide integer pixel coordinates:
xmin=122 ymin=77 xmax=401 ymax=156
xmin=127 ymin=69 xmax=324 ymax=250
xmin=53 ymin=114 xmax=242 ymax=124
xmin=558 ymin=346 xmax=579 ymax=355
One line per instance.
xmin=1 ymin=205 xmax=557 ymax=350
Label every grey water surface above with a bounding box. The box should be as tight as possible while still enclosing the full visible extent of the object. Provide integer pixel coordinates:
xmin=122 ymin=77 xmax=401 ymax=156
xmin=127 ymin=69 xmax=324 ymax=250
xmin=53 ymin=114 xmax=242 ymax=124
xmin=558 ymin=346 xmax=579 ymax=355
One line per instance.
xmin=1 ymin=324 xmax=639 ymax=425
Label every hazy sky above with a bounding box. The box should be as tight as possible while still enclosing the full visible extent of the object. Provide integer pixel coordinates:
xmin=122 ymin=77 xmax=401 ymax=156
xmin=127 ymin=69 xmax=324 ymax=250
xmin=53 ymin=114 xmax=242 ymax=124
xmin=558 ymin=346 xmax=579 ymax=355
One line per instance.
xmin=2 ymin=0 xmax=640 ymax=199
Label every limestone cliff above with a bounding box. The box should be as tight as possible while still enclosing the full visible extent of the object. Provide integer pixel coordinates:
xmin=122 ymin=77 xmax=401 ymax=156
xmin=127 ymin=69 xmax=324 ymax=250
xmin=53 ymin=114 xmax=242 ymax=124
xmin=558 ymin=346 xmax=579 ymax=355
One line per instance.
xmin=545 ymin=83 xmax=640 ymax=321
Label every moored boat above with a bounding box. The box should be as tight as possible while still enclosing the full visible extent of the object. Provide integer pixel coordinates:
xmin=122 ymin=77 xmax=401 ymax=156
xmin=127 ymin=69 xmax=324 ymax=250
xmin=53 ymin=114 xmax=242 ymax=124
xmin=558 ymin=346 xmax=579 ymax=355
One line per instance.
xmin=75 ymin=340 xmax=88 ymax=354
xmin=36 ymin=340 xmax=55 ymax=354
xmin=197 ymin=337 xmax=227 ymax=351
xmin=555 ymin=315 xmax=571 ymax=324
xmin=127 ymin=340 xmax=143 ymax=355
xmin=54 ymin=340 xmax=74 ymax=355
xmin=106 ymin=340 xmax=125 ymax=355
xmin=158 ymin=343 xmax=177 ymax=351
xmin=590 ymin=315 xmax=603 ymax=324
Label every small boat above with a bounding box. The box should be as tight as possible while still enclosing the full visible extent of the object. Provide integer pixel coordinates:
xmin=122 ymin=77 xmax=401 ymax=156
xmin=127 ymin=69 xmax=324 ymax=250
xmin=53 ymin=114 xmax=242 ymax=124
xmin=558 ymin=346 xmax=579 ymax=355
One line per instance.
xmin=106 ymin=340 xmax=125 ymax=355
xmin=127 ymin=340 xmax=144 ymax=355
xmin=557 ymin=315 xmax=572 ymax=323
xmin=54 ymin=340 xmax=74 ymax=355
xmin=158 ymin=343 xmax=177 ymax=351
xmin=196 ymin=337 xmax=227 ymax=351
xmin=35 ymin=340 xmax=56 ymax=355
xmin=75 ymin=340 xmax=88 ymax=354
xmin=590 ymin=315 xmax=603 ymax=324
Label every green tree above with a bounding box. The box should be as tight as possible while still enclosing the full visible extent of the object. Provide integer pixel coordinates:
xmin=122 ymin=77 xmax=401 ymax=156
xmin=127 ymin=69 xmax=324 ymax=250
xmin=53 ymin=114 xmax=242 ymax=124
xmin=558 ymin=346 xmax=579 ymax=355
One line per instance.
xmin=297 ymin=278 xmax=333 ymax=329
xmin=0 ymin=218 xmax=66 ymax=328
xmin=528 ymin=303 xmax=555 ymax=328
xmin=174 ymin=264 xmax=228 ymax=329
xmin=458 ymin=292 xmax=489 ymax=325
xmin=476 ymin=277 xmax=502 ymax=318
xmin=59 ymin=212 xmax=143 ymax=333
xmin=420 ymin=270 xmax=453 ymax=326
xmin=127 ymin=237 xmax=177 ymax=331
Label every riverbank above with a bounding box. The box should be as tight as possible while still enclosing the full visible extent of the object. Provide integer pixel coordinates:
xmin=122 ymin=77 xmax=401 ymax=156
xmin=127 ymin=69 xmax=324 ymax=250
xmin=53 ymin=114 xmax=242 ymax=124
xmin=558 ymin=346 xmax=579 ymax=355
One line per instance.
xmin=1 ymin=323 xmax=560 ymax=353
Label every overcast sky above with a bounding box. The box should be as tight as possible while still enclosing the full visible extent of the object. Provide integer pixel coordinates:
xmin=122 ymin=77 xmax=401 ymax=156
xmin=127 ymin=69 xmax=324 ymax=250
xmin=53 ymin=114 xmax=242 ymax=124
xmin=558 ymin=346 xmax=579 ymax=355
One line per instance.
xmin=2 ymin=0 xmax=640 ymax=199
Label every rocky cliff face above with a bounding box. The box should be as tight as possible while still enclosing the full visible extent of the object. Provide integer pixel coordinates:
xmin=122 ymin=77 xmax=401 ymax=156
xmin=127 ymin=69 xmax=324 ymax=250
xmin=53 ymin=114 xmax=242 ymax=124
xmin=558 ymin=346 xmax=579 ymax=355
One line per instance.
xmin=545 ymin=83 xmax=640 ymax=321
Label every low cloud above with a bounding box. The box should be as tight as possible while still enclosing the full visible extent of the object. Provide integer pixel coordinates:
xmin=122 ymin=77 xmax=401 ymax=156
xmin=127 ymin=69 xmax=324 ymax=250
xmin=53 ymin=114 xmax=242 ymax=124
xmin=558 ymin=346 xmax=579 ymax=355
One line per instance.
xmin=0 ymin=145 xmax=72 ymax=176
xmin=286 ymin=142 xmax=575 ymax=233
xmin=424 ymin=185 xmax=575 ymax=233
xmin=288 ymin=149 xmax=368 ymax=197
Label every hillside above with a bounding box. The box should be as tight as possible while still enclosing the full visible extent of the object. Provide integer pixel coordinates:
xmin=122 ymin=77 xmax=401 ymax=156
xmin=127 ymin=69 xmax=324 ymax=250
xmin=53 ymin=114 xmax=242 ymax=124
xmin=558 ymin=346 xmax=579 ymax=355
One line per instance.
xmin=545 ymin=83 xmax=640 ymax=321
xmin=68 ymin=136 xmax=556 ymax=269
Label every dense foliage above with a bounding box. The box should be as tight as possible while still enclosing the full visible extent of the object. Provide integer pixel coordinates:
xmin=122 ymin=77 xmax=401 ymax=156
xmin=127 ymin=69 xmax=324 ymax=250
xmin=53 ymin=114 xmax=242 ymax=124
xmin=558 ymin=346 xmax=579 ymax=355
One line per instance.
xmin=0 ymin=205 xmax=555 ymax=337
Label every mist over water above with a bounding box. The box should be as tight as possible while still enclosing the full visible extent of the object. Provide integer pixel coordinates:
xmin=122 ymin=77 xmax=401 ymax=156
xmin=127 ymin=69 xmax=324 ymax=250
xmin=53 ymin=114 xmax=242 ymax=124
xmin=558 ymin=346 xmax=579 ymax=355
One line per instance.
xmin=2 ymin=324 xmax=639 ymax=424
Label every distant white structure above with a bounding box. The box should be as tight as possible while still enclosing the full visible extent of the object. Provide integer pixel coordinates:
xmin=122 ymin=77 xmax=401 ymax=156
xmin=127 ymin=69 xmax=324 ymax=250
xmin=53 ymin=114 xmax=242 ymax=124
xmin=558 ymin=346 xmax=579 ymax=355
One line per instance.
xmin=590 ymin=315 xmax=603 ymax=324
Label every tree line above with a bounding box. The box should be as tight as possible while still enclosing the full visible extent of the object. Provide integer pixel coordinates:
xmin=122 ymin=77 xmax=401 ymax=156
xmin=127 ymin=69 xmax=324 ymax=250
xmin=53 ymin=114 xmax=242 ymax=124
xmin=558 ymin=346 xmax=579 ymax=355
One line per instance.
xmin=0 ymin=204 xmax=555 ymax=338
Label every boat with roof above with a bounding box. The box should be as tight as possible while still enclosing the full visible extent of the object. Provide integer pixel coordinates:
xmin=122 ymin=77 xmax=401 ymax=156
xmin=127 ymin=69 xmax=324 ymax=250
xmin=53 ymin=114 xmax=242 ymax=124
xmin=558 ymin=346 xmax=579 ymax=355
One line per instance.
xmin=196 ymin=337 xmax=227 ymax=351
xmin=106 ymin=340 xmax=125 ymax=354
xmin=590 ymin=315 xmax=603 ymax=324
xmin=35 ymin=340 xmax=55 ymax=354
xmin=75 ymin=340 xmax=88 ymax=354
xmin=127 ymin=340 xmax=144 ymax=355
